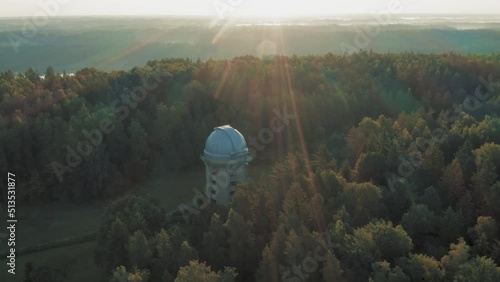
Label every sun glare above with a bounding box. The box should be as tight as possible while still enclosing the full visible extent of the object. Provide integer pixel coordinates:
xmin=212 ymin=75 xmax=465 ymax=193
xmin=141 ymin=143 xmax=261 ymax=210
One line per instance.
xmin=244 ymin=1 xmax=286 ymax=19
xmin=221 ymin=0 xmax=306 ymax=20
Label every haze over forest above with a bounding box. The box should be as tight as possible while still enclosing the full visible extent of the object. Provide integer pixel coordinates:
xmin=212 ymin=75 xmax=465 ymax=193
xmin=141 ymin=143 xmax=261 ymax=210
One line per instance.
xmin=0 ymin=15 xmax=499 ymax=73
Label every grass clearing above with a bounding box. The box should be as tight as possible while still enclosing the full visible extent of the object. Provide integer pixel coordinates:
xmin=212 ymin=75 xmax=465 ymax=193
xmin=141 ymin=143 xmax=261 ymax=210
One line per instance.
xmin=0 ymin=241 xmax=106 ymax=282
xmin=0 ymin=162 xmax=273 ymax=281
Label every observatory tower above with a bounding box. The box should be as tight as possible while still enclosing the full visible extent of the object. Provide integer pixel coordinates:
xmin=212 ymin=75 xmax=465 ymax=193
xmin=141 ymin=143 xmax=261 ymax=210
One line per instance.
xmin=201 ymin=125 xmax=253 ymax=207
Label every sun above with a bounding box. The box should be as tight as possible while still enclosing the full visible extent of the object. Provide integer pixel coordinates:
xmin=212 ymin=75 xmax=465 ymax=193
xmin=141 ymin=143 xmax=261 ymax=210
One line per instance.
xmin=244 ymin=1 xmax=286 ymax=19
xmin=221 ymin=0 xmax=301 ymax=20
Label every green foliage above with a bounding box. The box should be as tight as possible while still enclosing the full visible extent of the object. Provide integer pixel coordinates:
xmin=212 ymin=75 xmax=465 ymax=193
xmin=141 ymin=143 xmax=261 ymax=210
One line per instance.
xmin=154 ymin=229 xmax=173 ymax=266
xmin=438 ymin=207 xmax=466 ymax=246
xmin=126 ymin=118 xmax=150 ymax=180
xmin=24 ymin=263 xmax=67 ymax=282
xmin=345 ymin=220 xmax=412 ymax=280
xmin=321 ymin=254 xmax=345 ymax=282
xmin=174 ymin=261 xmax=237 ymax=282
xmin=338 ymin=182 xmax=382 ymax=226
xmin=454 ymin=256 xmax=500 ymax=282
xmin=396 ymin=253 xmax=444 ymax=281
xmin=441 ymin=238 xmax=471 ymax=281
xmin=355 ymin=152 xmax=387 ymax=184
xmin=95 ymin=196 xmax=204 ymax=280
xmin=418 ymin=186 xmax=442 ymax=213
xmin=370 ymin=261 xmax=410 ymax=282
xmin=202 ymin=213 xmax=228 ymax=270
xmin=401 ymin=204 xmax=438 ymax=243
xmin=111 ymin=266 xmax=151 ymax=282
xmin=104 ymin=218 xmax=130 ymax=271
xmin=128 ymin=231 xmax=153 ymax=269
xmin=177 ymin=241 xmax=199 ymax=269
xmin=5 ymin=52 xmax=500 ymax=281
xmin=439 ymin=158 xmax=466 ymax=206
xmin=3 ymin=52 xmax=498 ymax=204
xmin=468 ymin=216 xmax=498 ymax=258
xmin=224 ymin=209 xmax=257 ymax=274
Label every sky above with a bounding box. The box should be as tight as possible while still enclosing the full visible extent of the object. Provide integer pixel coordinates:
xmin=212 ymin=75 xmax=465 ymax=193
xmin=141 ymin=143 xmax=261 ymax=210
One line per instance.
xmin=1 ymin=0 xmax=499 ymax=18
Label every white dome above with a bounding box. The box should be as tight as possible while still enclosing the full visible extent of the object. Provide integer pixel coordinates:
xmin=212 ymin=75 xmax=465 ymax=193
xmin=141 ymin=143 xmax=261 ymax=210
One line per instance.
xmin=203 ymin=125 xmax=248 ymax=160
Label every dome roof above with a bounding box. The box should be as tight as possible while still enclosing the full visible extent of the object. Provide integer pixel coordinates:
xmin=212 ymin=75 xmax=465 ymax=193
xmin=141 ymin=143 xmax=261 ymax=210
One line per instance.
xmin=203 ymin=125 xmax=248 ymax=160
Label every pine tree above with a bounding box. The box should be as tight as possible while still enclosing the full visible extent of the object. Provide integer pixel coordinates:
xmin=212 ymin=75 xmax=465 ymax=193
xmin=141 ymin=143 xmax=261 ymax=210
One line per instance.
xmin=105 ymin=218 xmax=130 ymax=271
xmin=128 ymin=230 xmax=153 ymax=269
xmin=202 ymin=213 xmax=227 ymax=270
xmin=441 ymin=238 xmax=470 ymax=281
xmin=174 ymin=261 xmax=237 ymax=282
xmin=439 ymin=158 xmax=466 ymax=206
xmin=224 ymin=209 xmax=257 ymax=275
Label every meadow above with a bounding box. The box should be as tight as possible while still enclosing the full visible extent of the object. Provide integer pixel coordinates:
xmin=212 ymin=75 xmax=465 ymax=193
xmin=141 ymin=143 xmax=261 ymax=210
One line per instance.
xmin=0 ymin=162 xmax=272 ymax=281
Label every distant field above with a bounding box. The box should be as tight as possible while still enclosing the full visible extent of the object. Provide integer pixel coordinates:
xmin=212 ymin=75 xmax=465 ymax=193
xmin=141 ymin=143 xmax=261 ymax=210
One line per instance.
xmin=0 ymin=16 xmax=499 ymax=73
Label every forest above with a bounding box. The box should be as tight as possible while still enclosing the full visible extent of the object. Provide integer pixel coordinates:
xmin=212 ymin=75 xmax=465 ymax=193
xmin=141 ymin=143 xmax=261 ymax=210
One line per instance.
xmin=1 ymin=52 xmax=500 ymax=281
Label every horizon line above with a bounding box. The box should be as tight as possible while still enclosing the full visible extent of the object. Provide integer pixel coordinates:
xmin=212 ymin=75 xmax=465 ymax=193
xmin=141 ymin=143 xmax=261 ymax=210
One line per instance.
xmin=1 ymin=13 xmax=500 ymax=19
